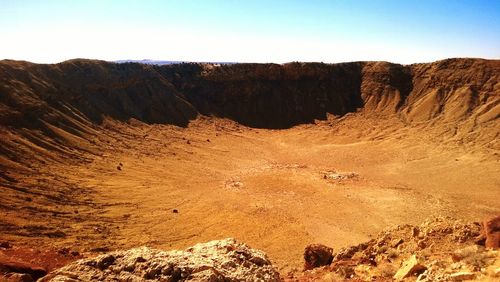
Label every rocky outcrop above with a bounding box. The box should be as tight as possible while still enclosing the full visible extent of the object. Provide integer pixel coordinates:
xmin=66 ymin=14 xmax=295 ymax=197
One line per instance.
xmin=1 ymin=58 xmax=498 ymax=130
xmin=41 ymin=238 xmax=280 ymax=282
xmin=287 ymin=217 xmax=500 ymax=281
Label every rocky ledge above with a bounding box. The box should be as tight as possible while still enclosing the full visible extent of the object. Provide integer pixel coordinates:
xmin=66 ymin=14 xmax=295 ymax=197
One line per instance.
xmin=40 ymin=238 xmax=280 ymax=282
xmin=289 ymin=216 xmax=500 ymax=281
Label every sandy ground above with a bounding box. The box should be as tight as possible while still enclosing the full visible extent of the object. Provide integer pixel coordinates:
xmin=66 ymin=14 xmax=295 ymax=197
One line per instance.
xmin=1 ymin=114 xmax=499 ymax=273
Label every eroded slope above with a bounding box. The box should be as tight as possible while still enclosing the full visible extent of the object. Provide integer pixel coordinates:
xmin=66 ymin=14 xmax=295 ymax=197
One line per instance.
xmin=0 ymin=58 xmax=498 ymax=274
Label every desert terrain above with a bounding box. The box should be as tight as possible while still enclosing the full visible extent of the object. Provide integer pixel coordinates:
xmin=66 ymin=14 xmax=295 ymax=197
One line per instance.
xmin=0 ymin=58 xmax=499 ymax=280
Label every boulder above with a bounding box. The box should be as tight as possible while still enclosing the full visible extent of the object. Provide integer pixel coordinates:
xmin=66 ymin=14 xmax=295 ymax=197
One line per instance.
xmin=41 ymin=238 xmax=280 ymax=281
xmin=476 ymin=216 xmax=500 ymax=248
xmin=304 ymin=244 xmax=333 ymax=270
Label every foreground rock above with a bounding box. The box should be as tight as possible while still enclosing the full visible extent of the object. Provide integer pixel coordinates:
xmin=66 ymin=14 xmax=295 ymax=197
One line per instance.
xmin=287 ymin=216 xmax=500 ymax=281
xmin=303 ymin=244 xmax=333 ymax=270
xmin=476 ymin=215 xmax=500 ymax=248
xmin=41 ymin=238 xmax=280 ymax=282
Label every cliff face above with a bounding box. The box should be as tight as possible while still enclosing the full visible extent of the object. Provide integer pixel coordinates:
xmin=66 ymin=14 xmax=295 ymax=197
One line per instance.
xmin=159 ymin=62 xmax=365 ymax=128
xmin=403 ymin=59 xmax=499 ymax=124
xmin=0 ymin=60 xmax=197 ymax=128
xmin=1 ymin=58 xmax=498 ymax=131
xmin=1 ymin=58 xmax=496 ymax=175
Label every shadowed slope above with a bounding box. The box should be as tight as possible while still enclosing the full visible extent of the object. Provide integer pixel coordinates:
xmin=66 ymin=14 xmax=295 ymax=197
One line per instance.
xmin=1 ymin=58 xmax=498 ymax=132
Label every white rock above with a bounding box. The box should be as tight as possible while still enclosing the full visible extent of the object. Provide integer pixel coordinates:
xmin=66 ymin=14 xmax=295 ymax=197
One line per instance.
xmin=41 ymin=238 xmax=280 ymax=282
xmin=449 ymin=271 xmax=476 ymax=281
xmin=393 ymin=255 xmax=426 ymax=280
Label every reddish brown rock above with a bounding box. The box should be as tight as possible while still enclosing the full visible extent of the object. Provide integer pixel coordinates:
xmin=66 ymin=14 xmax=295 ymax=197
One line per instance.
xmin=476 ymin=215 xmax=500 ymax=248
xmin=0 ymin=245 xmax=82 ymax=281
xmin=303 ymin=244 xmax=333 ymax=270
xmin=0 ymin=255 xmax=47 ymax=280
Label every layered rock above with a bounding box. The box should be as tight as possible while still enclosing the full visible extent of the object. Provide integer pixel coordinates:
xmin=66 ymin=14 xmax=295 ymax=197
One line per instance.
xmin=1 ymin=58 xmax=497 ymax=131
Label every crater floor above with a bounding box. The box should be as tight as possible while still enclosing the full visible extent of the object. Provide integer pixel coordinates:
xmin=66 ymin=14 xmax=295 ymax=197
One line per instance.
xmin=1 ymin=115 xmax=499 ymax=272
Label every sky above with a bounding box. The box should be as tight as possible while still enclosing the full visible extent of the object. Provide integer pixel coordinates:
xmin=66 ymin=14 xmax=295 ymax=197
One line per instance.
xmin=0 ymin=0 xmax=499 ymax=64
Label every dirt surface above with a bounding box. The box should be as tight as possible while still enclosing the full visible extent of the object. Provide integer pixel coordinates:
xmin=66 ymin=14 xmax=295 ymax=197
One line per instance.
xmin=0 ymin=58 xmax=498 ymax=279
xmin=1 ymin=114 xmax=498 ymax=274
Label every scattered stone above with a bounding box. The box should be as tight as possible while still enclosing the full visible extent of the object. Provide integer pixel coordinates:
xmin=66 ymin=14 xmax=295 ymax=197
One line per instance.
xmin=449 ymin=271 xmax=476 ymax=281
xmin=116 ymin=166 xmax=121 ymax=171
xmin=322 ymin=171 xmax=358 ymax=181
xmin=0 ymin=242 xmax=11 ymax=249
xmin=412 ymin=227 xmax=420 ymax=237
xmin=225 ymin=179 xmax=244 ymax=189
xmin=393 ymin=255 xmax=426 ymax=280
xmin=391 ymin=238 xmax=404 ymax=248
xmin=42 ymin=238 xmax=280 ymax=282
xmin=451 ymin=245 xmax=482 ymax=262
xmin=416 ymin=271 xmax=428 ymax=282
xmin=304 ymin=244 xmax=333 ymax=270
xmin=90 ymin=247 xmax=110 ymax=253
xmin=417 ymin=240 xmax=426 ymax=249
xmin=96 ymin=254 xmax=115 ymax=270
xmin=45 ymin=230 xmax=66 ymax=238
xmin=172 ymin=209 xmax=178 ymax=214
xmin=57 ymin=248 xmax=70 ymax=255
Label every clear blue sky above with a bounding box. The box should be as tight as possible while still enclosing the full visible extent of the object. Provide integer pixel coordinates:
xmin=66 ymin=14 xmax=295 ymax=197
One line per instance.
xmin=1 ymin=0 xmax=499 ymax=63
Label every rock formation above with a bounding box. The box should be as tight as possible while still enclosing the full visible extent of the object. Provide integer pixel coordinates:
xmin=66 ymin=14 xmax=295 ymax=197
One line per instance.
xmin=287 ymin=217 xmax=500 ymax=281
xmin=0 ymin=58 xmax=498 ymax=281
xmin=41 ymin=238 xmax=280 ymax=282
xmin=1 ymin=58 xmax=497 ymax=131
xmin=476 ymin=216 xmax=500 ymax=248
